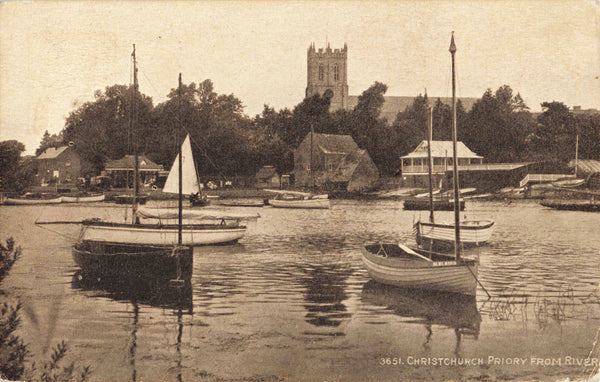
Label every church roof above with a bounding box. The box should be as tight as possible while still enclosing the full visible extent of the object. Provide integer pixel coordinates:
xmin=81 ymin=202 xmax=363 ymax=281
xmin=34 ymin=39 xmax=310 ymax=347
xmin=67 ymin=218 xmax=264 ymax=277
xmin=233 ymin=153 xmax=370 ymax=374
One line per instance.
xmin=347 ymin=95 xmax=479 ymax=122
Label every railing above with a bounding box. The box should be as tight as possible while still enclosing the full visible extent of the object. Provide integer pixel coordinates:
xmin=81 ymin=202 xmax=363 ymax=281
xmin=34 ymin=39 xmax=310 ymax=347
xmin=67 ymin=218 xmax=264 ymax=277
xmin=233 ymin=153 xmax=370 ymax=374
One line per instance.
xmin=402 ymin=165 xmax=448 ymax=174
xmin=520 ymin=173 xmax=576 ymax=187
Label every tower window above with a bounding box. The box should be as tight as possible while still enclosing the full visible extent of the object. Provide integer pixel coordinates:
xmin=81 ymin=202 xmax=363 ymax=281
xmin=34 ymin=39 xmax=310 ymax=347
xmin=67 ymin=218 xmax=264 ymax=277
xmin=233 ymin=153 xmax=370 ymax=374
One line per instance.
xmin=318 ymin=65 xmax=324 ymax=81
xmin=333 ymin=65 xmax=339 ymax=81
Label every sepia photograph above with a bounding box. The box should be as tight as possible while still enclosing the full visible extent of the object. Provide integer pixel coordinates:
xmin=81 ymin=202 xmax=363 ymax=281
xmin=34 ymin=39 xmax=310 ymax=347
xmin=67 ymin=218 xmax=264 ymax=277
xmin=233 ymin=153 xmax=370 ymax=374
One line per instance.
xmin=0 ymin=1 xmax=599 ymax=381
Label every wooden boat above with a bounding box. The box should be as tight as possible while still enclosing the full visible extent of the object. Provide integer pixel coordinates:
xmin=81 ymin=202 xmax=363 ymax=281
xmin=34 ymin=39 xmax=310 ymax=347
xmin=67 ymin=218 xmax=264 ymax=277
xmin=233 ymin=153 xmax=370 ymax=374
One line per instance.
xmin=552 ymin=178 xmax=585 ymax=189
xmin=361 ymin=243 xmax=478 ymax=296
xmin=136 ymin=206 xmax=259 ymax=221
xmin=61 ymin=193 xmax=105 ymax=203
xmin=403 ymin=197 xmax=464 ymax=211
xmin=266 ymin=189 xmax=330 ymax=209
xmin=3 ymin=194 xmax=63 ymax=205
xmin=72 ymin=240 xmax=193 ymax=282
xmin=540 ymin=199 xmax=600 ymax=212
xmin=413 ymin=35 xmax=494 ymax=251
xmin=114 ymin=194 xmax=149 ymax=205
xmin=163 ymin=134 xmax=209 ymax=207
xmin=415 ymin=219 xmax=495 ymax=250
xmin=362 ymin=34 xmax=482 ymax=296
xmin=218 ymin=199 xmax=265 ymax=207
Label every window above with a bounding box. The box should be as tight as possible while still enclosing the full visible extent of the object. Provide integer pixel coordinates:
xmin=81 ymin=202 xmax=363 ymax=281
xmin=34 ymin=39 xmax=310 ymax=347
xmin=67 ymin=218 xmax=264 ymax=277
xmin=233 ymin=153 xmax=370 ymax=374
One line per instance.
xmin=333 ymin=65 xmax=339 ymax=81
xmin=318 ymin=65 xmax=324 ymax=81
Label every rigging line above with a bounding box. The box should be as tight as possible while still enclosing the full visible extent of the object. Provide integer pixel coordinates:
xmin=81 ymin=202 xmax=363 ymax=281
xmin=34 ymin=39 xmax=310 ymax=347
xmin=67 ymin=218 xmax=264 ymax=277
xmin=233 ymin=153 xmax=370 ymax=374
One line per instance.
xmin=35 ymin=224 xmax=79 ymax=242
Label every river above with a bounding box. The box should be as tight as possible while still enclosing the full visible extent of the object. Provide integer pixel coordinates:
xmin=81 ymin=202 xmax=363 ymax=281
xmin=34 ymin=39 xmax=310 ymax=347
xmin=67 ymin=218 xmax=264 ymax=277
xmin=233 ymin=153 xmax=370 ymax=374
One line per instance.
xmin=1 ymin=199 xmax=599 ymax=381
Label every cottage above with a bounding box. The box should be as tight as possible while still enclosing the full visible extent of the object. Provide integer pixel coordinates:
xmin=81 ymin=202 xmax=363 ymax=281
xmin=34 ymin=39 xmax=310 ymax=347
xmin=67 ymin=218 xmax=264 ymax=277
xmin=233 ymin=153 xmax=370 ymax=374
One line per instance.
xmin=400 ymin=140 xmax=483 ymax=187
xmin=294 ymin=132 xmax=379 ymax=192
xmin=105 ymin=155 xmax=164 ymax=188
xmin=35 ymin=145 xmax=89 ymax=186
xmin=255 ymin=165 xmax=281 ymax=189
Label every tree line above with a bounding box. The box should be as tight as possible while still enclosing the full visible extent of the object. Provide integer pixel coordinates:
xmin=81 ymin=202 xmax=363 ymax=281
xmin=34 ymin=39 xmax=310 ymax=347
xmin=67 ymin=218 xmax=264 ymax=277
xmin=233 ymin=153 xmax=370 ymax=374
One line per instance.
xmin=1 ymin=79 xmax=598 ymax=192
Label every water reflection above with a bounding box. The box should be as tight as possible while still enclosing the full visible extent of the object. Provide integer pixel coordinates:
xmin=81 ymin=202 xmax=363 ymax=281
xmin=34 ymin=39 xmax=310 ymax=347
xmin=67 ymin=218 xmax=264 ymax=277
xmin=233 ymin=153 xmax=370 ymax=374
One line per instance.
xmin=301 ymin=263 xmax=353 ymax=327
xmin=361 ymin=281 xmax=480 ymax=356
xmin=72 ymin=272 xmax=192 ymax=382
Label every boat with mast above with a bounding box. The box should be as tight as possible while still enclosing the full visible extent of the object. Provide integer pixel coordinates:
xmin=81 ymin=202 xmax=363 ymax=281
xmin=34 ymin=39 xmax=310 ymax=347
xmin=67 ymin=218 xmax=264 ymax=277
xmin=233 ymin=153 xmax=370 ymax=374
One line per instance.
xmin=267 ymin=123 xmax=330 ymax=209
xmin=413 ymin=40 xmax=494 ymax=251
xmin=49 ymin=47 xmax=248 ymax=247
xmin=361 ymin=33 xmax=482 ymax=296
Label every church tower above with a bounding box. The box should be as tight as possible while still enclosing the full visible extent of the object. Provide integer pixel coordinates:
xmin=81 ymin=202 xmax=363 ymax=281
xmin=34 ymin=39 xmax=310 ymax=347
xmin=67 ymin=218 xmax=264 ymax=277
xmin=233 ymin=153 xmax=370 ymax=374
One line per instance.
xmin=306 ymin=43 xmax=348 ymax=111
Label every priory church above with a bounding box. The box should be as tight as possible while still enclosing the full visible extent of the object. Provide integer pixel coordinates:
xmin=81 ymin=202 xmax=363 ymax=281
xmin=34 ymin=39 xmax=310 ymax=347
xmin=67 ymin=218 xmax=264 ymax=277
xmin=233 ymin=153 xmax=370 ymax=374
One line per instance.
xmin=305 ymin=43 xmax=478 ymax=122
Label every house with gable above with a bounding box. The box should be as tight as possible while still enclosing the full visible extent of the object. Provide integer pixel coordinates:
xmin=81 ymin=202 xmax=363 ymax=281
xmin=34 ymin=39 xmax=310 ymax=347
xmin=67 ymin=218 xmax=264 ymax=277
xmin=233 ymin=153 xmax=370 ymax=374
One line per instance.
xmin=293 ymin=132 xmax=379 ymax=192
xmin=35 ymin=145 xmax=90 ymax=185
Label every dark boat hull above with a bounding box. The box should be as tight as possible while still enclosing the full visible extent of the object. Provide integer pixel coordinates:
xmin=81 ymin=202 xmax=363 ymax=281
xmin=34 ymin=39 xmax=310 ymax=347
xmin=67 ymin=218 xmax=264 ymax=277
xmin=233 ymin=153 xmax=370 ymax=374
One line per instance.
xmin=72 ymin=240 xmax=193 ymax=282
xmin=114 ymin=195 xmax=149 ymax=205
xmin=540 ymin=200 xmax=600 ymax=212
xmin=403 ymin=198 xmax=464 ymax=211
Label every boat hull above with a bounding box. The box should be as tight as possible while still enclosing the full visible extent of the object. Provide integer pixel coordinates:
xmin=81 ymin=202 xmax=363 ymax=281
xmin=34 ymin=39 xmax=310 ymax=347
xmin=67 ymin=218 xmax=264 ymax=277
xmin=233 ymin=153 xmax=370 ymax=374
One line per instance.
xmin=540 ymin=200 xmax=600 ymax=212
xmin=80 ymin=221 xmax=246 ymax=246
xmin=114 ymin=195 xmax=149 ymax=205
xmin=3 ymin=196 xmax=63 ymax=205
xmin=72 ymin=240 xmax=193 ymax=281
xmin=403 ymin=198 xmax=464 ymax=211
xmin=269 ymin=198 xmax=330 ymax=209
xmin=415 ymin=219 xmax=495 ymax=250
xmin=361 ymin=243 xmax=478 ymax=296
xmin=61 ymin=193 xmax=105 ymax=203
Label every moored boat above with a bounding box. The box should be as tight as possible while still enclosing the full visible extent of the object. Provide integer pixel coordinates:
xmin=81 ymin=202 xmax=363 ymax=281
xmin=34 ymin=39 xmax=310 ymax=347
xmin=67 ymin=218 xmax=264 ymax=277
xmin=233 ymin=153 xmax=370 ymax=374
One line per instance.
xmin=361 ymin=243 xmax=479 ymax=296
xmin=72 ymin=240 xmax=193 ymax=281
xmin=3 ymin=194 xmax=63 ymax=205
xmin=61 ymin=193 xmax=105 ymax=203
xmin=540 ymin=199 xmax=600 ymax=212
xmin=114 ymin=194 xmax=149 ymax=205
xmin=218 ymin=199 xmax=265 ymax=207
xmin=266 ymin=189 xmax=330 ymax=209
xmin=403 ymin=197 xmax=464 ymax=211
xmin=415 ymin=219 xmax=495 ymax=250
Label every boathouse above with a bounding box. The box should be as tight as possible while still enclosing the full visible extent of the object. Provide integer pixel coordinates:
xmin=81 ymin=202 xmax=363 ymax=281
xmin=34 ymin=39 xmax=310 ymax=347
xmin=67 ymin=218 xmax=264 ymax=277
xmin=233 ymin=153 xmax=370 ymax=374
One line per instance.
xmin=104 ymin=155 xmax=164 ymax=188
xmin=400 ymin=140 xmax=483 ymax=188
xmin=293 ymin=132 xmax=379 ymax=192
xmin=255 ymin=165 xmax=281 ymax=189
xmin=35 ymin=145 xmax=90 ymax=186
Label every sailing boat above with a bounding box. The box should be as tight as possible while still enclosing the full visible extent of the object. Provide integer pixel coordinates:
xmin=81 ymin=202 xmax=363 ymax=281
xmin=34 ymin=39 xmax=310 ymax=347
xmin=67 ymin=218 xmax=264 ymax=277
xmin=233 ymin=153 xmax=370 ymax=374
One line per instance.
xmin=267 ymin=124 xmax=330 ymax=209
xmin=361 ymin=33 xmax=481 ymax=296
xmin=162 ymin=134 xmax=208 ymax=206
xmin=413 ymin=40 xmax=494 ymax=251
xmin=71 ymin=48 xmax=247 ymax=246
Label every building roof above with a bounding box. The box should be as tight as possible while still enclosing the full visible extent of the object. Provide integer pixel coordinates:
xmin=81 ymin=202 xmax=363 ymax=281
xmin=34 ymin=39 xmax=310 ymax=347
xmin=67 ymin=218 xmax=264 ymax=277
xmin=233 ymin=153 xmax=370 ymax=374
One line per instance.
xmin=256 ymin=165 xmax=279 ymax=179
xmin=401 ymin=140 xmax=482 ymax=159
xmin=347 ymin=95 xmax=479 ymax=122
xmin=36 ymin=146 xmax=70 ymax=160
xmin=569 ymin=159 xmax=600 ymax=175
xmin=105 ymin=155 xmax=163 ymax=171
xmin=328 ymin=149 xmax=373 ymax=182
xmin=299 ymin=132 xmax=359 ymax=154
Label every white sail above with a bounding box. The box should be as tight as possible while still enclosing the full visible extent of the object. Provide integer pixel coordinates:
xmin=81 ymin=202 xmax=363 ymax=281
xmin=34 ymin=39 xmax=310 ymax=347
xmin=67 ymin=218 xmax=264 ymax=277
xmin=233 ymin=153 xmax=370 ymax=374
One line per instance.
xmin=163 ymin=134 xmax=200 ymax=195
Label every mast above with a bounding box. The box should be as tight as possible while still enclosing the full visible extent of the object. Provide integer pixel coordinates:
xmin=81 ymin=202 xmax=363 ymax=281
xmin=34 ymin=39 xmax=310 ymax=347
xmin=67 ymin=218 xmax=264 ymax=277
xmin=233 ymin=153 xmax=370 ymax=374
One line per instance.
xmin=574 ymin=132 xmax=579 ymax=176
xmin=449 ymin=32 xmax=461 ymax=261
xmin=178 ymin=74 xmax=183 ymax=245
xmin=426 ymin=106 xmax=435 ymax=223
xmin=131 ymin=44 xmax=140 ymax=224
xmin=310 ymin=122 xmax=315 ymax=193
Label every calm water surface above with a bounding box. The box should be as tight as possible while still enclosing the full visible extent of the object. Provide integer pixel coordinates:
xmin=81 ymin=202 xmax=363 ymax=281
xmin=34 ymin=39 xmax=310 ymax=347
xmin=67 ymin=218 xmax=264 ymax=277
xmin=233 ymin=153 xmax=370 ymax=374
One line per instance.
xmin=1 ymin=199 xmax=599 ymax=381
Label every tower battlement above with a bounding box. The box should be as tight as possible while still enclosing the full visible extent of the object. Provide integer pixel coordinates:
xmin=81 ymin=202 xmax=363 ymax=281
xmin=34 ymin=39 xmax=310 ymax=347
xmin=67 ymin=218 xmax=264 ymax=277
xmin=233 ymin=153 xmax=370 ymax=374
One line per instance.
xmin=306 ymin=42 xmax=349 ymax=111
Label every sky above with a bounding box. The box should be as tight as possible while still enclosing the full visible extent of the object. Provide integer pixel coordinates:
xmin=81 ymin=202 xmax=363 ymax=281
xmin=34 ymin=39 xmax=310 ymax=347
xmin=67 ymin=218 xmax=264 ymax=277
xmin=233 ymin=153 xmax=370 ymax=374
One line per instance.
xmin=1 ymin=0 xmax=599 ymax=155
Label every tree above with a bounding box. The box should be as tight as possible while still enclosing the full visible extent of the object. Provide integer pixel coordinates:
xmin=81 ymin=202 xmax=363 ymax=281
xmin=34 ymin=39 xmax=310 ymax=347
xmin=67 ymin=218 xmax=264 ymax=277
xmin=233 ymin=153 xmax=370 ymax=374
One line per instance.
xmin=35 ymin=130 xmax=64 ymax=156
xmin=0 ymin=140 xmax=35 ymax=193
xmin=464 ymin=85 xmax=534 ymax=162
xmin=62 ymin=84 xmax=154 ymax=173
